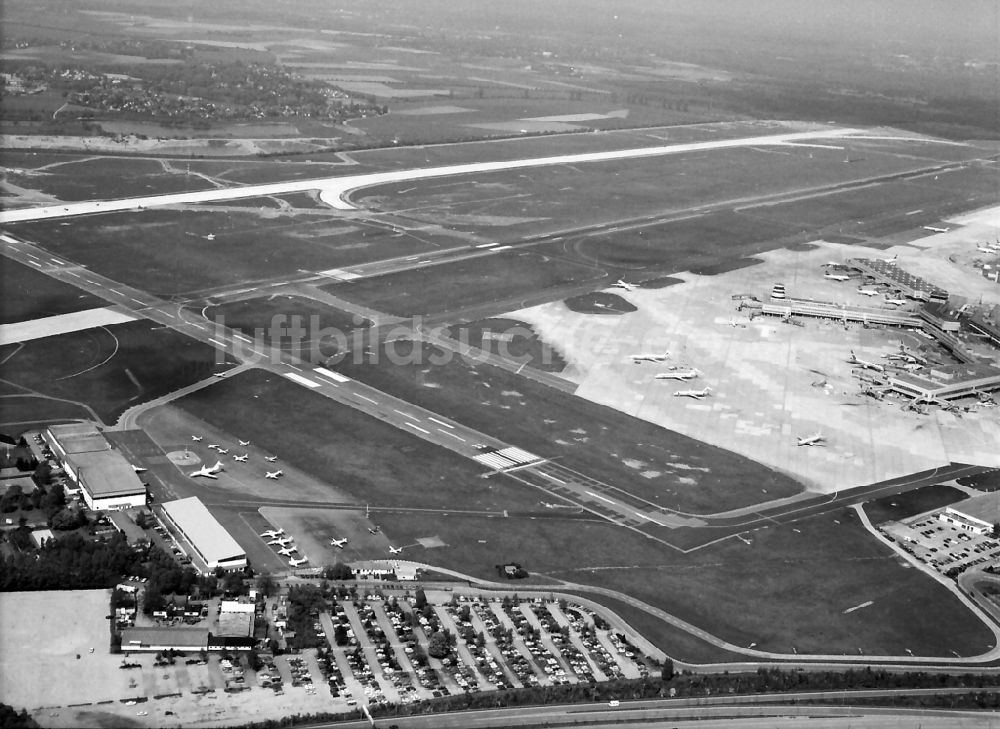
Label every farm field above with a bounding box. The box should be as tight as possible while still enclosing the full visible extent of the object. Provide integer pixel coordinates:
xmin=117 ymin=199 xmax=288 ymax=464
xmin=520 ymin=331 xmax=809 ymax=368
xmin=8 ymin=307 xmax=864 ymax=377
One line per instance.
xmin=0 ymin=320 xmax=219 ymax=424
xmin=862 ymin=485 xmax=970 ymax=525
xmin=11 ymin=207 xmax=442 ymax=296
xmin=173 ymin=369 xmax=549 ymax=513
xmin=327 ymin=250 xmax=606 ymax=318
xmin=0 ymin=257 xmax=103 ymax=323
xmin=365 ymin=505 xmax=993 ymax=658
xmin=332 ymin=340 xmax=804 ymax=513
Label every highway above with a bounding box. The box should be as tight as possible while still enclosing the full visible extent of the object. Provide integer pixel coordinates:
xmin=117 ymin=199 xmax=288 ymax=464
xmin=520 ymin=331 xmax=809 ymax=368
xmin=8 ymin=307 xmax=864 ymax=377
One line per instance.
xmin=308 ymin=690 xmax=1000 ymax=729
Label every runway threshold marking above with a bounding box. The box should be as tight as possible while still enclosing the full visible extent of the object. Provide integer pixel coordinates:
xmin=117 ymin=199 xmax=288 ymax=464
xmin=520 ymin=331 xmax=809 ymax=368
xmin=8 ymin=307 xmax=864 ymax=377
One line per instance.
xmin=405 ymin=422 xmax=430 ymax=434
xmin=313 ymin=367 xmax=351 ymax=383
xmin=439 ymin=430 xmax=465 ymax=441
xmin=283 ymin=372 xmax=321 ymax=388
xmin=586 ymin=490 xmax=616 ymax=505
xmin=428 ymin=417 xmax=453 ymax=429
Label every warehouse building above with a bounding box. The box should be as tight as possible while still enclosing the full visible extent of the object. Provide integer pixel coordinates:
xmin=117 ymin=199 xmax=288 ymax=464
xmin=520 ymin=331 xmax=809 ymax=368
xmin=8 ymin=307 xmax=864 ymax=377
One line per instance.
xmin=160 ymin=497 xmax=247 ymax=574
xmin=45 ymin=423 xmax=147 ymax=511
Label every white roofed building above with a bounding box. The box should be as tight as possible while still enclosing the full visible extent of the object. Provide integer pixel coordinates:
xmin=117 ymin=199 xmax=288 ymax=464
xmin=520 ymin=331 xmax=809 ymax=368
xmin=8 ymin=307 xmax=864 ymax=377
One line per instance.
xmin=160 ymin=497 xmax=247 ymax=573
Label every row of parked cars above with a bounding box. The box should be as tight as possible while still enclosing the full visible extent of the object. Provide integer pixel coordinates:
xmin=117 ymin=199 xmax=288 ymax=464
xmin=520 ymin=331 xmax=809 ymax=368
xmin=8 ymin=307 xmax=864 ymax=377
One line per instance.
xmin=472 ymin=601 xmax=540 ymax=688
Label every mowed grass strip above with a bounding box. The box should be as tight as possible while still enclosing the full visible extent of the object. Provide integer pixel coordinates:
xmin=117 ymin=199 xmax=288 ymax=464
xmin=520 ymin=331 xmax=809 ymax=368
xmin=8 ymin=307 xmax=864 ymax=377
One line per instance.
xmin=0 ymin=320 xmax=219 ymax=423
xmin=1 ymin=257 xmax=103 ymax=324
xmin=12 ymin=208 xmax=440 ymax=296
xmin=334 ymin=340 xmax=802 ymax=513
xmin=174 ymin=369 xmax=550 ymax=513
xmin=326 ymin=250 xmax=605 ymax=318
xmin=370 ymin=506 xmax=994 ymax=658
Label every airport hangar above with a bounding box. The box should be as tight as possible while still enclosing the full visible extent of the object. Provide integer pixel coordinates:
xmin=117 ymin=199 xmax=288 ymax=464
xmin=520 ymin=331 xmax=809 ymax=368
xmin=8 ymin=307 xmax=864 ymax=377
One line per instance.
xmin=44 ymin=423 xmax=147 ymax=511
xmin=159 ymin=496 xmax=247 ymax=574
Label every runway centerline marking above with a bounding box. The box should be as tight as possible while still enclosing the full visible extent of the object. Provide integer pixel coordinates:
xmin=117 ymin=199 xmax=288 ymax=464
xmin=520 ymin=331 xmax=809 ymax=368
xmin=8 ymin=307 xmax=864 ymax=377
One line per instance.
xmin=586 ymin=490 xmax=616 ymax=505
xmin=428 ymin=417 xmax=453 ymax=429
xmin=355 ymin=393 xmax=378 ymax=405
xmin=439 ymin=430 xmax=465 ymax=441
xmin=405 ymin=422 xmax=430 ymax=434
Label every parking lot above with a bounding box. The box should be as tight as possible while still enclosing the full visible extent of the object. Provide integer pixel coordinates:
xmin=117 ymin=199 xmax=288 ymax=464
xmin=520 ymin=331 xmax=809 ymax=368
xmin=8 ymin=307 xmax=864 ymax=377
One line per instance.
xmin=883 ymin=512 xmax=1000 ymax=574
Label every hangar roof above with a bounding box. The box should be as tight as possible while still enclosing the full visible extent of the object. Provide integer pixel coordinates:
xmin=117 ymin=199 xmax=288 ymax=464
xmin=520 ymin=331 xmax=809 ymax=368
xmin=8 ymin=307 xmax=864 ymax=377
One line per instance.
xmin=161 ymin=497 xmax=245 ymax=566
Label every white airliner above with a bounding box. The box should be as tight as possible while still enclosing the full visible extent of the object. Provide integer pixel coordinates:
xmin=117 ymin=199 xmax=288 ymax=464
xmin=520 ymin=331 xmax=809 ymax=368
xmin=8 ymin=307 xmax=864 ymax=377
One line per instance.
xmin=191 ymin=435 xmax=203 ymax=442
xmin=268 ymin=537 xmax=293 ymax=546
xmin=389 ymin=546 xmax=403 ymax=555
xmin=632 ymin=351 xmax=669 ymax=363
xmin=857 ymin=287 xmax=879 ymax=297
xmin=849 ymin=350 xmax=885 ymax=372
xmin=797 ymin=432 xmax=826 ymax=446
xmin=977 ymin=245 xmax=999 ymax=254
xmin=239 ymin=440 xmax=250 ymax=447
xmin=216 ymin=448 xmax=229 ymax=455
xmin=899 ymin=362 xmax=923 ymax=372
xmin=289 ymin=555 xmax=309 ymax=567
xmin=923 ymin=225 xmax=949 ymax=234
xmin=673 ymin=387 xmax=711 ymax=399
xmin=264 ymin=456 xmax=278 ymax=463
xmin=265 ymin=470 xmax=283 ymax=480
xmin=824 ymin=272 xmax=850 ymax=281
xmin=278 ymin=545 xmax=298 ymax=556
xmin=131 ymin=465 xmax=147 ymax=473
xmin=233 ymin=454 xmax=248 ymax=463
xmin=884 ymin=296 xmax=907 ymax=306
xmin=896 ymin=345 xmax=927 ymax=365
xmin=330 ymin=538 xmax=347 ymax=548
xmin=260 ymin=529 xmax=284 ymax=538
xmin=190 ymin=461 xmax=225 ymax=479
xmin=612 ymin=280 xmax=637 ymax=291
xmin=655 ymin=369 xmax=699 ymax=381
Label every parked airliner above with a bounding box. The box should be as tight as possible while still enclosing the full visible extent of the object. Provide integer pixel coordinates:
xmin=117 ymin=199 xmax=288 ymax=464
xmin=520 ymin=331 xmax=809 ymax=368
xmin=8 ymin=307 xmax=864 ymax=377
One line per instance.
xmin=655 ymin=369 xmax=698 ymax=381
xmin=190 ymin=461 xmax=224 ymax=479
xmin=673 ymin=387 xmax=711 ymax=399
xmin=797 ymin=432 xmax=826 ymax=446
xmin=265 ymin=470 xmax=283 ymax=479
xmin=632 ymin=351 xmax=669 ymax=363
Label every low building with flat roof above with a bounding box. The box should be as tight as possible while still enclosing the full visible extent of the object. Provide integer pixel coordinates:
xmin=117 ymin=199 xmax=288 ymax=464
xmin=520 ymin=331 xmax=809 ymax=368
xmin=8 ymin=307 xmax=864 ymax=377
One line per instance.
xmin=949 ymin=492 xmax=1000 ymax=530
xmin=160 ymin=497 xmax=247 ymax=573
xmin=121 ymin=626 xmax=209 ymax=652
xmin=887 ymin=362 xmax=1000 ymax=402
xmin=218 ymin=601 xmax=255 ymax=638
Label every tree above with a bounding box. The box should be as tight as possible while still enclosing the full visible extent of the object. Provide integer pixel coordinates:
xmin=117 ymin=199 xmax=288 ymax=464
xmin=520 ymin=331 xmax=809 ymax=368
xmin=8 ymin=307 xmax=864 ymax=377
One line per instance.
xmin=256 ymin=571 xmax=277 ymax=597
xmin=427 ymin=631 xmax=450 ymax=659
xmin=325 ymin=562 xmax=353 ymax=581
xmin=222 ymin=570 xmax=247 ymax=595
xmin=134 ymin=511 xmax=151 ymax=529
xmin=661 ymin=658 xmax=675 ymax=682
xmin=991 ymin=523 xmax=1000 ymax=539
xmin=414 ymin=588 xmax=427 ymax=610
xmin=32 ymin=461 xmax=52 ymax=488
xmin=50 ymin=507 xmax=85 ymax=531
xmin=334 ymin=624 xmax=349 ymax=646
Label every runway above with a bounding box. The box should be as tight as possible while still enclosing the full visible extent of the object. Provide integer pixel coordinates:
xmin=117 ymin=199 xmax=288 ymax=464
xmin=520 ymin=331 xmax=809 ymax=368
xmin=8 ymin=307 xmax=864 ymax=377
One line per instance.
xmin=0 ymin=127 xmax=862 ymax=224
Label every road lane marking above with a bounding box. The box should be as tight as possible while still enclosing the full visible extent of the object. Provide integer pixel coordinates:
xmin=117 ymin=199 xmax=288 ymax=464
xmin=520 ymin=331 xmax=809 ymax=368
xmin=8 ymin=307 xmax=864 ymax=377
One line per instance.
xmin=405 ymin=422 xmax=429 ymax=434
xmin=355 ymin=393 xmax=377 ymax=405
xmin=439 ymin=430 xmax=465 ymax=441
xmin=428 ymin=417 xmax=453 ymax=429
xmin=586 ymin=490 xmax=616 ymax=505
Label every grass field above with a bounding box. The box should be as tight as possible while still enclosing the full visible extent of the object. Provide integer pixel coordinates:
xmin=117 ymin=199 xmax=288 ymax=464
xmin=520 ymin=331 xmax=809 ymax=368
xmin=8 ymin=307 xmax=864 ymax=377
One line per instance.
xmin=862 ymin=484 xmax=969 ymax=525
xmin=12 ymin=208 xmax=441 ymax=296
xmin=333 ymin=340 xmax=803 ymax=513
xmin=173 ymin=369 xmax=550 ymax=513
xmin=443 ymin=317 xmax=567 ymax=373
xmin=206 ymin=295 xmax=370 ymax=361
xmin=1 ymin=257 xmax=103 ymax=324
xmin=3 ymin=156 xmax=219 ymax=201
xmin=327 ymin=250 xmax=605 ymax=317
xmin=0 ymin=320 xmax=219 ymax=424
xmin=0 ymin=394 xmax=93 ymax=428
xmin=362 ymin=505 xmax=994 ymax=658
xmin=564 ymin=292 xmax=637 ymax=315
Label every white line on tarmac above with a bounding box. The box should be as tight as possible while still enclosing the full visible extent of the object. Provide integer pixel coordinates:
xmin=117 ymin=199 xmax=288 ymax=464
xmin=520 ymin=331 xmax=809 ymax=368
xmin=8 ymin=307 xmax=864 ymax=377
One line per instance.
xmin=86 ymin=280 xmax=99 ymax=285
xmin=130 ymin=297 xmax=144 ymax=305
xmin=586 ymin=490 xmax=616 ymax=505
xmin=544 ymin=473 xmax=566 ymax=484
xmin=50 ymin=258 xmax=62 ymax=264
xmin=162 ymin=312 xmax=175 ymax=318
xmin=208 ymin=338 xmax=226 ymax=348
xmin=637 ymin=512 xmax=666 ymax=527
xmin=65 ymin=271 xmax=80 ymax=278
xmin=234 ymin=334 xmax=252 ymax=343
xmin=108 ymin=289 xmax=122 ymax=296
xmin=439 ymin=430 xmax=465 ymax=441
xmin=355 ymin=393 xmax=377 ymax=405
xmin=286 ymin=364 xmax=302 ymax=371
xmin=428 ymin=417 xmax=453 ymax=429
xmin=405 ymin=422 xmax=429 ymax=434
xmin=394 ymin=408 xmax=417 ymax=419
xmin=29 ymin=260 xmax=41 ymax=267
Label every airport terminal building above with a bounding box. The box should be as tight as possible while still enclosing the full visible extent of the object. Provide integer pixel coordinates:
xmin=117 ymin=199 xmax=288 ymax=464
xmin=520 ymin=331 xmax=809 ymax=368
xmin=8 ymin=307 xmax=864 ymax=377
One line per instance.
xmin=160 ymin=497 xmax=247 ymax=574
xmin=45 ymin=423 xmax=147 ymax=511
